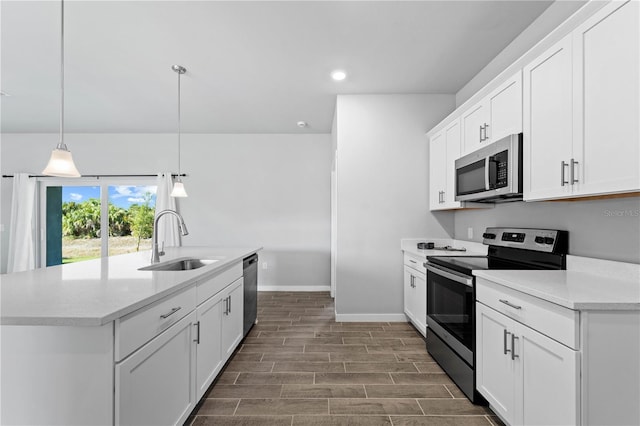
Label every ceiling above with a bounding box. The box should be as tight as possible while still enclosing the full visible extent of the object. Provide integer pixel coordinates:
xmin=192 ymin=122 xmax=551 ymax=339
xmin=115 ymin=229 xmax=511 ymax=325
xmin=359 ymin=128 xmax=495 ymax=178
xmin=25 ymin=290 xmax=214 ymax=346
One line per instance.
xmin=1 ymin=0 xmax=553 ymax=134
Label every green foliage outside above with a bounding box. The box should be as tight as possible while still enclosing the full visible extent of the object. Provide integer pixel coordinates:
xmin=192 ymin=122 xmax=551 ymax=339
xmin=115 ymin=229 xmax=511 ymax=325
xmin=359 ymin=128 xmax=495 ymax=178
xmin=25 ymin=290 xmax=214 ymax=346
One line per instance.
xmin=62 ymin=193 xmax=155 ymax=252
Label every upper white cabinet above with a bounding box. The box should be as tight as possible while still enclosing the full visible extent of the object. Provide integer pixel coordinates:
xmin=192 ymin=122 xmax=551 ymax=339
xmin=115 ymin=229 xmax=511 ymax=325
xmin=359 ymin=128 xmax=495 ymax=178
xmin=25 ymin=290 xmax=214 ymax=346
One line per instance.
xmin=462 ymin=72 xmax=523 ymax=155
xmin=525 ymin=0 xmax=639 ymax=201
xmin=430 ymin=119 xmax=462 ymax=210
xmin=572 ymin=0 xmax=639 ymax=196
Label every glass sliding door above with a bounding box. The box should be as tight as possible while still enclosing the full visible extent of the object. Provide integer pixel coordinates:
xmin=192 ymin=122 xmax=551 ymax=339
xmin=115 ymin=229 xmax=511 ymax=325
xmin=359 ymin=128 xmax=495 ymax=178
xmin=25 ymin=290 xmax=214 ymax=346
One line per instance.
xmin=41 ymin=179 xmax=156 ymax=266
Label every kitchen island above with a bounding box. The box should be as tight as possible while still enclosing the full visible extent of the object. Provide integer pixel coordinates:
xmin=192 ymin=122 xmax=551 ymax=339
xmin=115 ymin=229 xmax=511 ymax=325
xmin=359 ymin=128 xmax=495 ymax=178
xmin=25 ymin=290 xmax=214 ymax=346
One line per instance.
xmin=1 ymin=246 xmax=261 ymax=425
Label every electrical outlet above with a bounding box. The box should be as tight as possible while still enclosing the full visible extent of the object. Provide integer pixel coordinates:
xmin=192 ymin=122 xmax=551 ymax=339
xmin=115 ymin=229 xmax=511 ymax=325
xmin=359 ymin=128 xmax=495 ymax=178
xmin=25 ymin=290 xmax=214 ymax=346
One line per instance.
xmin=467 ymin=227 xmax=474 ymax=239
xmin=262 ymin=262 xmax=268 ymax=270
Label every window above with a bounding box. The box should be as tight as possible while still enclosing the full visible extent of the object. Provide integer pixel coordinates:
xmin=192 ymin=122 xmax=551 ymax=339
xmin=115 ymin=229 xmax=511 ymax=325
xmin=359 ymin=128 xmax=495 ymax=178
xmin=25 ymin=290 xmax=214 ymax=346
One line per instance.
xmin=40 ymin=178 xmax=157 ymax=266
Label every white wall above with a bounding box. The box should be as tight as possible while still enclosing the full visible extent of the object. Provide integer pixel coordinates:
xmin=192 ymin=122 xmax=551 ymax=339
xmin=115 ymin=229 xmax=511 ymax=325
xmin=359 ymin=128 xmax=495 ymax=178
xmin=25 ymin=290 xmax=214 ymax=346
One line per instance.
xmin=333 ymin=94 xmax=455 ymax=320
xmin=0 ymin=133 xmax=332 ymax=285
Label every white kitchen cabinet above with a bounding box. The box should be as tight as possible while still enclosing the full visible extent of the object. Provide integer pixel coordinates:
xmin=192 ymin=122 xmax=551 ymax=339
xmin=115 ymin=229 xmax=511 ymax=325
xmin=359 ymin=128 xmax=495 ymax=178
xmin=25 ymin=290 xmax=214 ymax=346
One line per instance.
xmin=476 ymin=302 xmax=579 ymax=426
xmin=403 ymin=254 xmax=426 ymax=336
xmin=525 ymin=0 xmax=639 ymax=201
xmin=523 ymin=34 xmax=574 ymax=201
xmin=571 ymin=0 xmax=640 ymax=197
xmin=116 ymin=311 xmax=197 ymax=426
xmin=476 ymin=301 xmax=579 ymax=426
xmin=462 ymin=72 xmax=522 ymax=155
xmin=429 ymin=119 xmax=462 ymax=210
xmin=195 ymin=291 xmax=224 ymax=400
xmin=195 ymin=274 xmax=244 ymax=399
xmin=221 ymin=277 xmax=244 ymax=360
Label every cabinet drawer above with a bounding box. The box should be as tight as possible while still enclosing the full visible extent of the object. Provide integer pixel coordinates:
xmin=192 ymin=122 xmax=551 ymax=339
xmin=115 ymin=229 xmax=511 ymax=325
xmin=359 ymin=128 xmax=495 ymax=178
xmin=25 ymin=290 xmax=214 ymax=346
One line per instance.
xmin=404 ymin=254 xmax=425 ymax=274
xmin=116 ymin=286 xmax=196 ymax=361
xmin=197 ymin=262 xmax=243 ymax=305
xmin=476 ymin=278 xmax=579 ymax=349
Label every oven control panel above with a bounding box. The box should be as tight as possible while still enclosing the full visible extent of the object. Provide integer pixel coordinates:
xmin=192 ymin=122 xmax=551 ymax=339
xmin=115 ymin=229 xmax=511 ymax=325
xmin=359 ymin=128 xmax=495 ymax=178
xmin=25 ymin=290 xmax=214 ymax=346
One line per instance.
xmin=482 ymin=227 xmax=568 ymax=253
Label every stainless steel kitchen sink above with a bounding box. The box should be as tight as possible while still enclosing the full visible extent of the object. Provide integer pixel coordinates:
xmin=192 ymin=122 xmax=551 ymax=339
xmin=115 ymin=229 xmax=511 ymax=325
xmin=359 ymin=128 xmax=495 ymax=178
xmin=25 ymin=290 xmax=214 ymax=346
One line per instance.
xmin=138 ymin=258 xmax=219 ymax=271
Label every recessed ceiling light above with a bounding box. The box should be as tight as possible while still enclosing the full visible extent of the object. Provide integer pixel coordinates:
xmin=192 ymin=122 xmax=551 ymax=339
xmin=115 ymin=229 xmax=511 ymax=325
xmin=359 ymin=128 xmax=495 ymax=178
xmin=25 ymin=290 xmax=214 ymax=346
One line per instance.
xmin=297 ymin=121 xmax=308 ymax=128
xmin=331 ymin=70 xmax=347 ymax=81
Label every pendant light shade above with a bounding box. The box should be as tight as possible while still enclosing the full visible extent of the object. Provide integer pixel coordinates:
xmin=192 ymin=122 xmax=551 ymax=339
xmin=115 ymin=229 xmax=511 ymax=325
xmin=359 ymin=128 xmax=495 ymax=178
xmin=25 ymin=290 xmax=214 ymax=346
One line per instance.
xmin=171 ymin=64 xmax=187 ymax=197
xmin=170 ymin=181 xmax=188 ymax=197
xmin=43 ymin=0 xmax=81 ymax=178
xmin=42 ymin=144 xmax=80 ymax=177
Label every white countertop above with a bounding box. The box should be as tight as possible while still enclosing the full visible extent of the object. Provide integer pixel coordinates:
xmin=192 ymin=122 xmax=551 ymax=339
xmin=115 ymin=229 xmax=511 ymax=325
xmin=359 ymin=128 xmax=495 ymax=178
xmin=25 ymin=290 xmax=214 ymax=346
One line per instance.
xmin=474 ymin=269 xmax=640 ymax=311
xmin=0 ymin=246 xmax=261 ymax=326
xmin=401 ymin=238 xmax=488 ymax=258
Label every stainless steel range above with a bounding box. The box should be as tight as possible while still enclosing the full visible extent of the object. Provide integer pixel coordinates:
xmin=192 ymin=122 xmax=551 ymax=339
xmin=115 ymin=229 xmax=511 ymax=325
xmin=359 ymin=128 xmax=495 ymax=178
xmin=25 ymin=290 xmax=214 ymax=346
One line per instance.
xmin=425 ymin=227 xmax=569 ymax=404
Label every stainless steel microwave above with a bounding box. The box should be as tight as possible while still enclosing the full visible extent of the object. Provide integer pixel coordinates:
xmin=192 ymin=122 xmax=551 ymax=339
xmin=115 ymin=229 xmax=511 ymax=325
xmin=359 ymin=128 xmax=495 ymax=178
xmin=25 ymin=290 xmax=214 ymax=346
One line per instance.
xmin=454 ymin=133 xmax=523 ymax=203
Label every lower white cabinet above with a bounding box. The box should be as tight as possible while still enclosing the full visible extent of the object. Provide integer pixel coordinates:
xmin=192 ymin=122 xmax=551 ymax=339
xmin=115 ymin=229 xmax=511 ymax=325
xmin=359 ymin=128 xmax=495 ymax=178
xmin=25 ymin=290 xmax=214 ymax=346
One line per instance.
xmin=221 ymin=278 xmax=244 ymax=360
xmin=403 ymin=254 xmax=426 ymax=336
xmin=476 ymin=302 xmax=579 ymax=426
xmin=196 ymin=276 xmax=244 ymax=399
xmin=116 ymin=311 xmax=197 ymax=426
xmin=195 ymin=291 xmax=224 ymax=400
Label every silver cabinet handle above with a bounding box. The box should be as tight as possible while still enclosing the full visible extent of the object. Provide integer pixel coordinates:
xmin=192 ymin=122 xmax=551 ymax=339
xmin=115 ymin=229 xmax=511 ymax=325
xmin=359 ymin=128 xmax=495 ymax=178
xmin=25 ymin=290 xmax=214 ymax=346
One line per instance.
xmin=409 ymin=260 xmax=417 ymax=264
xmin=224 ymin=297 xmax=229 ymax=315
xmin=480 ymin=125 xmax=484 ymax=142
xmin=503 ymin=329 xmax=511 ymax=355
xmin=499 ymin=299 xmax=522 ymax=310
xmin=160 ymin=307 xmax=181 ymax=319
xmin=484 ymin=123 xmax=489 ymax=141
xmin=570 ymin=158 xmax=579 ymax=184
xmin=194 ymin=321 xmax=200 ymax=344
xmin=561 ymin=161 xmax=568 ymax=186
xmin=511 ymin=334 xmax=519 ymax=360
xmin=229 ymin=295 xmax=232 ymax=313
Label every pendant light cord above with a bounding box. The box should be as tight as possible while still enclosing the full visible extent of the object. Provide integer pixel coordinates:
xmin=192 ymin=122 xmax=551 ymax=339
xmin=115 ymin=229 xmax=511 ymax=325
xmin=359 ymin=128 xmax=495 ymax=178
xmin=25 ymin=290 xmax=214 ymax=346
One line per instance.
xmin=58 ymin=0 xmax=66 ymax=150
xmin=177 ymin=68 xmax=182 ymax=181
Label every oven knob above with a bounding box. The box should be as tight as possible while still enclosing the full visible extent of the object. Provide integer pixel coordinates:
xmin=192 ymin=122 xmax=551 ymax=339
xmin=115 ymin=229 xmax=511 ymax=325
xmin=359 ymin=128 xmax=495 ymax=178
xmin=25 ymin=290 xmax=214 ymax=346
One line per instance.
xmin=534 ymin=236 xmax=545 ymax=244
xmin=544 ymin=237 xmax=555 ymax=245
xmin=483 ymin=233 xmax=496 ymax=239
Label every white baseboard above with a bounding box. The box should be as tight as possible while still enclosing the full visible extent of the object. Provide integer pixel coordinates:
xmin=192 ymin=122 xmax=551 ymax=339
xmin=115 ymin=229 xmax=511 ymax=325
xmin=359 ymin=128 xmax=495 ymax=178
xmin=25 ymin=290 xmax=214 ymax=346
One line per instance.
xmin=334 ymin=313 xmax=408 ymax=322
xmin=258 ymin=285 xmax=331 ymax=292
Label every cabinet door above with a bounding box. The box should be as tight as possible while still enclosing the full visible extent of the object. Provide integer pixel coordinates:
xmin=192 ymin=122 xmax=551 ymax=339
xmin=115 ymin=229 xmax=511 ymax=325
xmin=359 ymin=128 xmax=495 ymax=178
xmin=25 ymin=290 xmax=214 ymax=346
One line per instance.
xmin=403 ymin=266 xmax=415 ymax=323
xmin=476 ymin=303 xmax=516 ymax=425
xmin=443 ymin=120 xmax=462 ymax=208
xmin=461 ymin=102 xmax=488 ymax=155
xmin=487 ymin=72 xmax=522 ymax=142
xmin=195 ymin=294 xmax=224 ymax=400
xmin=523 ymin=35 xmax=574 ymax=201
xmin=221 ymin=278 xmax=244 ymax=361
xmin=413 ymin=271 xmax=427 ymax=337
xmin=517 ymin=323 xmax=580 ymax=425
xmin=116 ymin=312 xmax=196 ymax=426
xmin=572 ymin=0 xmax=640 ymax=196
xmin=429 ymin=131 xmax=447 ymax=210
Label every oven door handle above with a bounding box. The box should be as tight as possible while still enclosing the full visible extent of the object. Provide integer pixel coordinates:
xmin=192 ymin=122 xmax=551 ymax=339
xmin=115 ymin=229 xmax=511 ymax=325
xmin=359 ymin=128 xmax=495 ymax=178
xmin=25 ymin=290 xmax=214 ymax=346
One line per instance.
xmin=426 ymin=264 xmax=473 ymax=287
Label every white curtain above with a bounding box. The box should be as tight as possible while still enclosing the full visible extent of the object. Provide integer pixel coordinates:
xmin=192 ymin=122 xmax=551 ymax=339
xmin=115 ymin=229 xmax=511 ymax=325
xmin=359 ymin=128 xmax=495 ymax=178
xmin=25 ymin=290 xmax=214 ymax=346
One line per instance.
xmin=7 ymin=173 xmax=37 ymax=273
xmin=155 ymin=173 xmax=182 ymax=247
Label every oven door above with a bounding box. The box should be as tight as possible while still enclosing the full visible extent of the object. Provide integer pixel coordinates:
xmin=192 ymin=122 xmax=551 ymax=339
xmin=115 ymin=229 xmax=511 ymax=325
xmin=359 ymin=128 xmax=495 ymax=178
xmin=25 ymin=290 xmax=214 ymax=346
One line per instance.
xmin=426 ymin=263 xmax=475 ymax=366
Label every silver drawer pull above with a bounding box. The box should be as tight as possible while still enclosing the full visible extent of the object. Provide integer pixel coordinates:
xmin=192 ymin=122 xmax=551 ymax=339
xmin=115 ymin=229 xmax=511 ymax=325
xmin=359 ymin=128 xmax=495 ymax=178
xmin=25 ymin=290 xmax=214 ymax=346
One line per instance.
xmin=503 ymin=329 xmax=511 ymax=355
xmin=499 ymin=299 xmax=522 ymax=310
xmin=160 ymin=307 xmax=181 ymax=319
xmin=409 ymin=260 xmax=417 ymax=264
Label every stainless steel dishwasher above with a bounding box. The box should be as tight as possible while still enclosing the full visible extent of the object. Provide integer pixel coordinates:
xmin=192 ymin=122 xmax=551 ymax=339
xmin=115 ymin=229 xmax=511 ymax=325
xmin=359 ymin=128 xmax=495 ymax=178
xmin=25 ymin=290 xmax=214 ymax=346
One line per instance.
xmin=243 ymin=254 xmax=258 ymax=336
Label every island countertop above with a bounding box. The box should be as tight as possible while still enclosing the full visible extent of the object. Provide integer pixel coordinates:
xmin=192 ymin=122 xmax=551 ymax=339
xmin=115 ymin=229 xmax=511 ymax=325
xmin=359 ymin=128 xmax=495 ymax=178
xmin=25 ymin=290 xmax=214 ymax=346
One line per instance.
xmin=0 ymin=246 xmax=261 ymax=326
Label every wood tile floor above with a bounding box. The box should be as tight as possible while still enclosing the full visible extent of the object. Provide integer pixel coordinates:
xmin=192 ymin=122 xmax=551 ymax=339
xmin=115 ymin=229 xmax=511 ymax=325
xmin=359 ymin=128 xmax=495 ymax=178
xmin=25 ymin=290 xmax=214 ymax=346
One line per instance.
xmin=187 ymin=291 xmax=503 ymax=426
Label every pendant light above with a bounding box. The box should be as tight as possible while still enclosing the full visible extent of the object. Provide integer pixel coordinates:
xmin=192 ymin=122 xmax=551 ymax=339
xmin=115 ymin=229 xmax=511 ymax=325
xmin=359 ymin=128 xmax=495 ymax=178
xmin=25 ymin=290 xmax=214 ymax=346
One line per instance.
xmin=170 ymin=65 xmax=188 ymax=197
xmin=42 ymin=0 xmax=81 ymax=178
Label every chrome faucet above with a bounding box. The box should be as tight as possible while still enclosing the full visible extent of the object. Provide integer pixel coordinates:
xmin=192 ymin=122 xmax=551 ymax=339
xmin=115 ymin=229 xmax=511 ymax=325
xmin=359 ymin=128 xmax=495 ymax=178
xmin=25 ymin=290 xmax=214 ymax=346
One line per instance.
xmin=151 ymin=209 xmax=189 ymax=263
